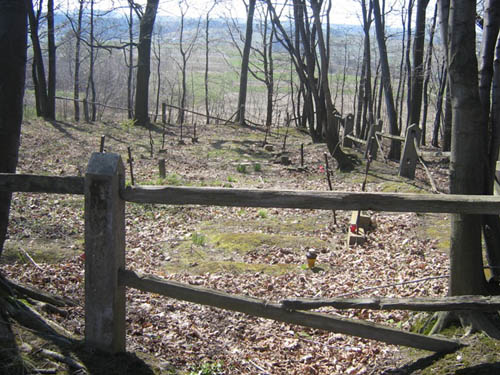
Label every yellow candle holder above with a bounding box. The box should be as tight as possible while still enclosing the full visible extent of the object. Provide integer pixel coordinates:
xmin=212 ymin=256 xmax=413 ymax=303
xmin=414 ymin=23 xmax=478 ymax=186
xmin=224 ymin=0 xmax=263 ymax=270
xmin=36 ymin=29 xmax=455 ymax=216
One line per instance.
xmin=306 ymin=250 xmax=317 ymax=269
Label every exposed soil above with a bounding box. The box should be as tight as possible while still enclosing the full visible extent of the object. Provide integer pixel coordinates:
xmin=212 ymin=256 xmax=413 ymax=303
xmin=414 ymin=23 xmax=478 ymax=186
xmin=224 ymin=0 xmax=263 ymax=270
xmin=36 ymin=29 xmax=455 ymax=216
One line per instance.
xmin=1 ymin=117 xmax=499 ymax=374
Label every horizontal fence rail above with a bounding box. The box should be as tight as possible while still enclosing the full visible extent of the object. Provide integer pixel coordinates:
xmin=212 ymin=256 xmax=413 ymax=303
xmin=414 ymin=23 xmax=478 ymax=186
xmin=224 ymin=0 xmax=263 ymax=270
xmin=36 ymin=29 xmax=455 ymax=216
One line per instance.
xmin=123 ymin=185 xmax=500 ymax=215
xmin=0 ymin=174 xmax=84 ymax=195
xmin=280 ymin=295 xmax=500 ymax=312
xmin=3 ymin=173 xmax=500 ymax=216
xmin=119 ymin=269 xmax=461 ymax=353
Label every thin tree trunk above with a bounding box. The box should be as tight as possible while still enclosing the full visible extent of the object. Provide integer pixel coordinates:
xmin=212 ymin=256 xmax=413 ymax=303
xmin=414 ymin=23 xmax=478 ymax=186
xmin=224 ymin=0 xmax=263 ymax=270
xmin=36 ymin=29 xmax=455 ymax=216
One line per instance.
xmin=134 ymin=0 xmax=159 ymax=126
xmin=373 ymin=0 xmax=399 ymax=159
xmin=27 ymin=0 xmax=48 ymax=118
xmin=127 ymin=4 xmax=134 ymax=119
xmin=420 ymin=2 xmax=438 ymax=145
xmin=405 ymin=0 xmax=414 ymax=130
xmin=408 ymin=0 xmax=430 ymax=129
xmin=73 ymin=0 xmax=84 ymax=122
xmin=439 ymin=0 xmax=451 ymax=152
xmin=432 ymin=61 xmax=446 ymax=147
xmin=204 ymin=4 xmax=215 ymax=125
xmin=236 ymin=0 xmax=256 ymax=125
xmin=395 ymin=6 xmax=406 ymax=124
xmin=47 ymin=0 xmax=56 ymax=120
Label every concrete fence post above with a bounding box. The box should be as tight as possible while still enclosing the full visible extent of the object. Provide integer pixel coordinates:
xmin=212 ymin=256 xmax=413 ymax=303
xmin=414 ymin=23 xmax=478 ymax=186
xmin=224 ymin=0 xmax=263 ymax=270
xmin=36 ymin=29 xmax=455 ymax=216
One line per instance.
xmin=342 ymin=113 xmax=354 ymax=148
xmin=399 ymin=124 xmax=422 ymax=179
xmin=84 ymin=152 xmax=126 ymax=353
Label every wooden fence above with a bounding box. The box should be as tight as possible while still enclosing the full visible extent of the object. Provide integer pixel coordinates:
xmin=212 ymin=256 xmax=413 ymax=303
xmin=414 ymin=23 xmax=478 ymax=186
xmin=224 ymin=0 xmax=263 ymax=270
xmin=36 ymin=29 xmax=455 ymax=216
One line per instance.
xmin=5 ymin=152 xmax=500 ymax=355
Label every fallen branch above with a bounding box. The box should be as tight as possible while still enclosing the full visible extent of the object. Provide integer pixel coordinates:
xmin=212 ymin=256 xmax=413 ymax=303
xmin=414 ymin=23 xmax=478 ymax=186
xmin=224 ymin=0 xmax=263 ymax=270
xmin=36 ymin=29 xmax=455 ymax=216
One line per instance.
xmin=4 ymin=278 xmax=76 ymax=307
xmin=333 ymin=275 xmax=449 ymax=298
xmin=414 ymin=137 xmax=440 ymax=194
xmin=19 ymin=248 xmax=43 ymax=271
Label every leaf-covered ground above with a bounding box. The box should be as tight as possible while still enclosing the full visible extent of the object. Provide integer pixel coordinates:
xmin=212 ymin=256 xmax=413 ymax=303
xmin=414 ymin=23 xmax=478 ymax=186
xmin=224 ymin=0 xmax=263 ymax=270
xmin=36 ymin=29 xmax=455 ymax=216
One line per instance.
xmin=1 ymin=117 xmax=498 ymax=374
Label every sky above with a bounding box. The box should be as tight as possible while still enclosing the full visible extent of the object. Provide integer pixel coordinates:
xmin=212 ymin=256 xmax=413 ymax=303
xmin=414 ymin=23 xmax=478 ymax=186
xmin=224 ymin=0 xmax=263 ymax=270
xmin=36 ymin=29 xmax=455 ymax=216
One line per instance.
xmin=84 ymin=0 xmax=434 ymax=29
xmin=90 ymin=0 xmax=369 ymax=26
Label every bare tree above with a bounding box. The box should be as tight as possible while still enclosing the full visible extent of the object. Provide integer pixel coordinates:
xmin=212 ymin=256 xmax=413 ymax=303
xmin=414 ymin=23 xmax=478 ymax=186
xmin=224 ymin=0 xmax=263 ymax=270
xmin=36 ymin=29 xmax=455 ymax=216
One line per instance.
xmin=204 ymin=1 xmax=217 ymax=124
xmin=266 ymin=0 xmax=357 ymax=170
xmin=27 ymin=0 xmax=49 ymax=118
xmin=420 ymin=1 xmax=438 ymax=144
xmin=408 ymin=0 xmax=430 ymax=128
xmin=72 ymin=0 xmax=85 ymax=121
xmin=47 ymin=0 xmax=56 ymax=120
xmin=235 ymin=0 xmax=256 ymax=125
xmin=133 ymin=0 xmax=159 ymax=126
xmin=175 ymin=0 xmax=201 ymax=125
xmin=372 ymin=0 xmax=399 ymax=159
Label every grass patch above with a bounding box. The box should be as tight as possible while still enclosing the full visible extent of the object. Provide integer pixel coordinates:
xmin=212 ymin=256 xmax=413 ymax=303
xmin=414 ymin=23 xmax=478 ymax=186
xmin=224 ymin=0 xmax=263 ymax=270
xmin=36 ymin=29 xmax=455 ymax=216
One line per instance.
xmin=257 ymin=209 xmax=268 ymax=218
xmin=191 ymin=232 xmax=206 ymax=246
xmin=236 ymin=164 xmax=247 ymax=174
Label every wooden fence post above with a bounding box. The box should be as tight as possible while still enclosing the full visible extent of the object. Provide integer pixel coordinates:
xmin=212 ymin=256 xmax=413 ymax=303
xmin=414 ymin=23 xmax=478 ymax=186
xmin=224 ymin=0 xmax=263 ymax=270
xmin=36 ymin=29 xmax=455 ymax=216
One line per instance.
xmin=85 ymin=152 xmax=126 ymax=353
xmin=158 ymin=158 xmax=166 ymax=179
xmin=399 ymin=124 xmax=422 ymax=179
xmin=342 ymin=113 xmax=354 ymax=148
xmin=162 ymin=102 xmax=166 ymax=124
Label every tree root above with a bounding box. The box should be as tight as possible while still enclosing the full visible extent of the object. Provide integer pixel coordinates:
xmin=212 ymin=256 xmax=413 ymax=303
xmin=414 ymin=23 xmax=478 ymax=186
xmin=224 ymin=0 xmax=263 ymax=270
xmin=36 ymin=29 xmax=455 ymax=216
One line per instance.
xmin=429 ymin=311 xmax=459 ymax=335
xmin=2 ymin=274 xmax=76 ymax=307
xmin=336 ymin=152 xmax=361 ymax=172
xmin=430 ymin=310 xmax=500 ymax=339
xmin=37 ymin=348 xmax=87 ymax=373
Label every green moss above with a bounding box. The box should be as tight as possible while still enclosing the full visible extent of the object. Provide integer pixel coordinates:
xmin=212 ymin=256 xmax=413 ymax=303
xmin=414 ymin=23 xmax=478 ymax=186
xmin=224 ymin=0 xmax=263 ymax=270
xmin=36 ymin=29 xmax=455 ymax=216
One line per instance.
xmin=190 ymin=260 xmax=296 ymax=275
xmin=1 ymin=238 xmax=80 ymax=264
xmin=417 ymin=213 xmax=450 ymax=253
xmin=208 ymin=232 xmax=327 ymax=254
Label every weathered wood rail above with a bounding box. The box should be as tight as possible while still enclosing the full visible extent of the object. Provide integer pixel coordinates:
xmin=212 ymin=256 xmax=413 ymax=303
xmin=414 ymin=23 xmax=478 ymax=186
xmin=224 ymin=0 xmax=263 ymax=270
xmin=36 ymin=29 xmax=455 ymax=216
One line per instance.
xmin=7 ymin=151 xmax=500 ymax=355
xmin=123 ymin=185 xmax=500 ymax=214
xmin=120 ymin=269 xmax=460 ymax=353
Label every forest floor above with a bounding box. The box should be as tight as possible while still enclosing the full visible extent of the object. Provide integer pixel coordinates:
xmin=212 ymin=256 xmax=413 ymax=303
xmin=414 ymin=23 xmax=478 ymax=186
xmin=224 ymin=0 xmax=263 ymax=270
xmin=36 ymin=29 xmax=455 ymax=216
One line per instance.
xmin=1 ymin=116 xmax=500 ymax=374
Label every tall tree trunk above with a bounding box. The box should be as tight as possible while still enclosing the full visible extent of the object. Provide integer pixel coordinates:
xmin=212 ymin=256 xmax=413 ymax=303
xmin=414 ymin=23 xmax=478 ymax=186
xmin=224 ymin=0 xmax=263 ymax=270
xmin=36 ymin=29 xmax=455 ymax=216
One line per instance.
xmin=46 ymin=0 xmax=56 ymax=120
xmin=73 ymin=0 xmax=84 ymax=122
xmin=27 ymin=0 xmax=48 ymax=118
xmin=361 ymin=0 xmax=374 ymax=138
xmin=265 ymin=17 xmax=274 ymax=128
xmin=0 ymin=0 xmax=27 ymax=256
xmin=236 ymin=0 xmax=256 ymax=125
xmin=127 ymin=4 xmax=134 ymax=119
xmin=395 ymin=7 xmax=406 ymax=125
xmin=204 ymin=3 xmax=216 ymax=125
xmin=373 ymin=0 xmax=399 ymax=159
xmin=355 ymin=52 xmax=366 ymax=136
xmin=431 ymin=61 xmax=447 ymax=147
xmin=478 ymin=0 xmax=500 ymax=282
xmin=447 ymin=0 xmax=490 ymax=302
xmin=420 ymin=2 xmax=438 ymax=145
xmin=311 ymin=0 xmax=354 ymax=171
xmin=408 ymin=0 xmax=430 ymax=129
xmin=405 ymin=0 xmax=414 ymax=130
xmin=134 ymin=0 xmax=159 ymax=126
xmin=85 ymin=0 xmax=96 ymax=122
xmin=439 ymin=0 xmax=452 ymax=152
xmin=443 ymin=86 xmax=452 ymax=151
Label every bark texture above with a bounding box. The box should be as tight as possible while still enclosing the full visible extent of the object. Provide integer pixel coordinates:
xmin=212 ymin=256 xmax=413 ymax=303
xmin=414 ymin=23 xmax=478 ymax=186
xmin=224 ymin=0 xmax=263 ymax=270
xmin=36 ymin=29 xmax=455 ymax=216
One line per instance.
xmin=0 ymin=0 xmax=27 ymax=256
